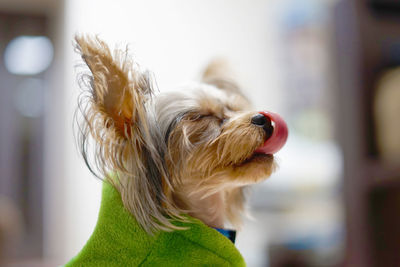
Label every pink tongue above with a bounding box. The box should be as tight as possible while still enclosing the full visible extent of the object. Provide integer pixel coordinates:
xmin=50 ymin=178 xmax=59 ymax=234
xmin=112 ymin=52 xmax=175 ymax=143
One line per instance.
xmin=254 ymin=111 xmax=288 ymax=154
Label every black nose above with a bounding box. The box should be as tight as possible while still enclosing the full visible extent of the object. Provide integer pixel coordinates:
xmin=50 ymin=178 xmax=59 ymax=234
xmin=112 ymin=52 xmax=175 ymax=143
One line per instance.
xmin=251 ymin=114 xmax=268 ymax=126
xmin=251 ymin=113 xmax=274 ymax=137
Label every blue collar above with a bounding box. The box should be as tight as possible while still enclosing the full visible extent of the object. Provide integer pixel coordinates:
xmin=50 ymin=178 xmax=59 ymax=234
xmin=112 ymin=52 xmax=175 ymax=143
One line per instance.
xmin=213 ymin=228 xmax=236 ymax=244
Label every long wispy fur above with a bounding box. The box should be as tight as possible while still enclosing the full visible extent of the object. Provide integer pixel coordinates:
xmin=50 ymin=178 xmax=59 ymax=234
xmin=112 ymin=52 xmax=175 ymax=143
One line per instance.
xmin=74 ymin=35 xmax=276 ymax=234
xmin=74 ymin=35 xmax=183 ymax=232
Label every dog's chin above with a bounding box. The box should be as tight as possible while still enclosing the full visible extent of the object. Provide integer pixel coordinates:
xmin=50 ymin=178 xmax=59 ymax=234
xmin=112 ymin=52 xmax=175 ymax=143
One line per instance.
xmin=242 ymin=152 xmax=274 ymax=165
xmin=221 ymin=152 xmax=275 ymax=185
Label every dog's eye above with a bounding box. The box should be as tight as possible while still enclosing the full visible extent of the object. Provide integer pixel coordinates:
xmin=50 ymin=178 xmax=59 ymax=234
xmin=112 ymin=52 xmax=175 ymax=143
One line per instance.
xmin=196 ymin=114 xmax=213 ymax=120
xmin=193 ymin=113 xmax=226 ymax=126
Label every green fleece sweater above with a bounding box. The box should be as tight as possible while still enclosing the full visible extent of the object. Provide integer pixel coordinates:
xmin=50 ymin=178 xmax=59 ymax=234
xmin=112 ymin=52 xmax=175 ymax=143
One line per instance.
xmin=65 ymin=182 xmax=246 ymax=266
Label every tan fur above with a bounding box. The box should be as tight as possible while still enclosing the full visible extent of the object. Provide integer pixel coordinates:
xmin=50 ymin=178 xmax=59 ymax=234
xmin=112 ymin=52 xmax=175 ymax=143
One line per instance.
xmin=75 ymin=35 xmax=183 ymax=233
xmin=75 ymin=35 xmax=277 ymax=233
xmin=202 ymin=58 xmax=246 ymax=99
xmin=166 ymin=109 xmax=275 ymax=228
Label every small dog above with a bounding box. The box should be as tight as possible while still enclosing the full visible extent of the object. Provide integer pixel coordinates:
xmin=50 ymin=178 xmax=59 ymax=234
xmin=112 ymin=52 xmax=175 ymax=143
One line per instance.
xmin=70 ymin=35 xmax=288 ymax=266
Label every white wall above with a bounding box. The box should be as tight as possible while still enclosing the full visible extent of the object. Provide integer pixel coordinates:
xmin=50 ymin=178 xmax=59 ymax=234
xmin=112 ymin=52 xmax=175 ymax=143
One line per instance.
xmin=47 ymin=0 xmax=283 ymax=263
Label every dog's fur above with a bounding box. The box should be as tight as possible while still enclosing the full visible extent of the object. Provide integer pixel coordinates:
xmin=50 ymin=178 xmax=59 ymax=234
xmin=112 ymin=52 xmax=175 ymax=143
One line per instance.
xmin=74 ymin=35 xmax=276 ymax=234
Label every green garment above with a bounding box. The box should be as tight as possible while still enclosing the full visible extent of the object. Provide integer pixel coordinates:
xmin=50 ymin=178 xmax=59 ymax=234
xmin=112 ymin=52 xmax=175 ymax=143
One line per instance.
xmin=65 ymin=182 xmax=246 ymax=266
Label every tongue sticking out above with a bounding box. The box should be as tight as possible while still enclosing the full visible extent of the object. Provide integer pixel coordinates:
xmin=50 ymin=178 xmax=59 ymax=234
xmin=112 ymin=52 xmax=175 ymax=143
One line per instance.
xmin=254 ymin=111 xmax=288 ymax=155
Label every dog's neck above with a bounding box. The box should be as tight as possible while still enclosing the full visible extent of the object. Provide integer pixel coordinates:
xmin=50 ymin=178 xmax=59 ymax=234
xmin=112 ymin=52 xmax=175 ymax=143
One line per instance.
xmin=175 ymin=190 xmax=226 ymax=229
xmin=189 ymin=192 xmax=226 ymax=229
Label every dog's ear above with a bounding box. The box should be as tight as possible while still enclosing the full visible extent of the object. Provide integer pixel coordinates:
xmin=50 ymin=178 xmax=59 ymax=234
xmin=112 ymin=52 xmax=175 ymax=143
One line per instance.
xmin=75 ymin=35 xmax=151 ymax=137
xmin=202 ymin=59 xmax=245 ymax=97
xmin=74 ymin=36 xmax=182 ymax=233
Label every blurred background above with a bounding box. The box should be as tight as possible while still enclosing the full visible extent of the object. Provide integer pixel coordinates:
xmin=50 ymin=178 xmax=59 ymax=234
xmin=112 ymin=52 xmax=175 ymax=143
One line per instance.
xmin=0 ymin=0 xmax=399 ymax=266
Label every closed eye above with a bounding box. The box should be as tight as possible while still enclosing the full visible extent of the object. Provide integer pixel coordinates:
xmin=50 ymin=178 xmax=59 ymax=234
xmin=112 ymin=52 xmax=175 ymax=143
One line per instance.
xmin=193 ymin=113 xmax=227 ymax=127
xmin=200 ymin=115 xmax=228 ymax=126
xmin=197 ymin=114 xmax=214 ymax=120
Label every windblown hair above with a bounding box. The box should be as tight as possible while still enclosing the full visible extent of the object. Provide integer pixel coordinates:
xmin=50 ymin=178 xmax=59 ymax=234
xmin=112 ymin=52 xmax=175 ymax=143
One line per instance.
xmin=74 ymin=36 xmax=183 ymax=233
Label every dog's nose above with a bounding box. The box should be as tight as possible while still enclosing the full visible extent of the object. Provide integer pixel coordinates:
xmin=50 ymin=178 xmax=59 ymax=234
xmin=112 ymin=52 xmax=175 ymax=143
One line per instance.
xmin=251 ymin=113 xmax=274 ymax=137
xmin=251 ymin=113 xmax=268 ymax=126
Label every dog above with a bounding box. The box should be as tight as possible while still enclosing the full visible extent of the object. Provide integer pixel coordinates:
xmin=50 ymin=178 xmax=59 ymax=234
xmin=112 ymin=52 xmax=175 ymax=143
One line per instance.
xmin=66 ymin=35 xmax=288 ymax=267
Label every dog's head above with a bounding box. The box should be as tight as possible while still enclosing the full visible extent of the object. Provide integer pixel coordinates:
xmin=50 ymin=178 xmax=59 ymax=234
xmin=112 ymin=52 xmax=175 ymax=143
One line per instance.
xmin=75 ymin=36 xmax=287 ymax=232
